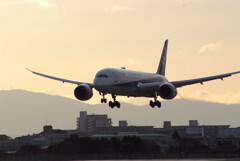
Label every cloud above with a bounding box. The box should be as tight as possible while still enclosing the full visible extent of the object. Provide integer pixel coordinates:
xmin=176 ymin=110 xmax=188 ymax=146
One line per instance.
xmin=3 ymin=0 xmax=57 ymax=8
xmin=181 ymin=90 xmax=240 ymax=104
xmin=24 ymin=0 xmax=57 ymax=8
xmin=177 ymin=47 xmax=187 ymax=55
xmin=198 ymin=42 xmax=222 ymax=53
xmin=35 ymin=88 xmax=58 ymax=96
xmin=0 ymin=44 xmax=3 ymax=52
xmin=127 ymin=58 xmax=136 ymax=65
xmin=196 ymin=90 xmax=211 ymax=99
xmin=105 ymin=5 xmax=135 ymax=13
xmin=228 ymin=92 xmax=240 ymax=104
xmin=16 ymin=43 xmax=29 ymax=49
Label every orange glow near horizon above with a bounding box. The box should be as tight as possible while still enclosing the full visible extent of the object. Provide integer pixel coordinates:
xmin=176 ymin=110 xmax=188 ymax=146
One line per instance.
xmin=0 ymin=0 xmax=240 ymax=105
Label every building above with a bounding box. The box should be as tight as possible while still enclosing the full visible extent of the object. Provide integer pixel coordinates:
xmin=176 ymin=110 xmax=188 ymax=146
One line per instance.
xmin=218 ymin=127 xmax=240 ymax=138
xmin=0 ymin=125 xmax=76 ymax=152
xmin=77 ymin=111 xmax=112 ymax=135
xmin=186 ymin=127 xmax=204 ymax=138
xmin=156 ymin=121 xmax=229 ymax=139
xmin=77 ymin=111 xmax=88 ymax=133
xmin=119 ymin=120 xmax=128 ymax=127
xmin=95 ymin=126 xmax=155 ymax=135
xmin=163 ymin=121 xmax=171 ymax=129
xmin=189 ymin=120 xmax=199 ymax=127
xmin=0 ymin=135 xmax=10 ymax=141
xmin=39 ymin=125 xmax=70 ymax=142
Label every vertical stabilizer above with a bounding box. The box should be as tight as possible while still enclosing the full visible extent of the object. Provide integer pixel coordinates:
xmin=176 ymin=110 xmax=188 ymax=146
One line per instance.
xmin=156 ymin=39 xmax=168 ymax=76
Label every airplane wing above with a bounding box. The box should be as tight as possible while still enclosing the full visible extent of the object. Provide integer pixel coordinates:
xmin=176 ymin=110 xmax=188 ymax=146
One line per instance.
xmin=171 ymin=71 xmax=240 ymax=88
xmin=27 ymin=68 xmax=93 ymax=87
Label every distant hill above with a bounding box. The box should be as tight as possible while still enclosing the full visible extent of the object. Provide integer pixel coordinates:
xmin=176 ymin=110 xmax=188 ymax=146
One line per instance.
xmin=0 ymin=90 xmax=240 ymax=138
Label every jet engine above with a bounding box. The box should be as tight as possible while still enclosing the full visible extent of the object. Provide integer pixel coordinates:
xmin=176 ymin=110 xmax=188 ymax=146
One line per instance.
xmin=159 ymin=83 xmax=177 ymax=100
xmin=74 ymin=84 xmax=93 ymax=101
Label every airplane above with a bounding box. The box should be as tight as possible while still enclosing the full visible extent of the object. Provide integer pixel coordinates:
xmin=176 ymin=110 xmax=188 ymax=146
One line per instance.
xmin=27 ymin=40 xmax=240 ymax=108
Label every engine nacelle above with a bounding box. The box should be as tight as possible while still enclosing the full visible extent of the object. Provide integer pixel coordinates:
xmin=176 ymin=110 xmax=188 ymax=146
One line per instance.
xmin=159 ymin=83 xmax=177 ymax=100
xmin=74 ymin=84 xmax=93 ymax=101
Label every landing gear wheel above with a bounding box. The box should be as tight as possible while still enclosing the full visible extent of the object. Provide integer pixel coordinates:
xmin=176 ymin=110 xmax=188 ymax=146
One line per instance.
xmin=109 ymin=101 xmax=114 ymax=108
xmin=100 ymin=93 xmax=107 ymax=103
xmin=149 ymin=100 xmax=161 ymax=108
xmin=101 ymin=98 xmax=107 ymax=103
xmin=108 ymin=94 xmax=121 ymax=108
xmin=156 ymin=101 xmax=161 ymax=108
xmin=116 ymin=101 xmax=120 ymax=108
xmin=150 ymin=100 xmax=155 ymax=108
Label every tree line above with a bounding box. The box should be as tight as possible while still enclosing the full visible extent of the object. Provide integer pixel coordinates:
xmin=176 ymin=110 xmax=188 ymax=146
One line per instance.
xmin=1 ymin=132 xmax=240 ymax=159
xmin=16 ymin=135 xmax=161 ymax=155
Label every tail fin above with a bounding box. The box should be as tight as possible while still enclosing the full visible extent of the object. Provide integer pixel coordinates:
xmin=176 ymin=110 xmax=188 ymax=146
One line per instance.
xmin=156 ymin=39 xmax=168 ymax=76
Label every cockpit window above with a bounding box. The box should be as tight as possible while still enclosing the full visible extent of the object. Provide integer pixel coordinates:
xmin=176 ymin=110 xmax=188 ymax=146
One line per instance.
xmin=97 ymin=74 xmax=108 ymax=78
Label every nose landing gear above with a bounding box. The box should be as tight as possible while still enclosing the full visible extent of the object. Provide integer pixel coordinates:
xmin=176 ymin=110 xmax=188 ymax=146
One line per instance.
xmin=100 ymin=92 xmax=107 ymax=103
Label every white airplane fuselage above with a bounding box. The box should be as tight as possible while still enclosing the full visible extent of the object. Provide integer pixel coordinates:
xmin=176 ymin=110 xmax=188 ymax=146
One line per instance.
xmin=93 ymin=68 xmax=168 ymax=97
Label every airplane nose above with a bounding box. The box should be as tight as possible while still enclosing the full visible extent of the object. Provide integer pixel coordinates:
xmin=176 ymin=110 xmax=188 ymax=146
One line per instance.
xmin=93 ymin=77 xmax=101 ymax=86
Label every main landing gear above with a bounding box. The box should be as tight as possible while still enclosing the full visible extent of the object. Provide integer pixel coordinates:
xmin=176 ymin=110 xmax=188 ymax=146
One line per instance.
xmin=150 ymin=100 xmax=161 ymax=108
xmin=109 ymin=94 xmax=120 ymax=109
xmin=149 ymin=92 xmax=161 ymax=108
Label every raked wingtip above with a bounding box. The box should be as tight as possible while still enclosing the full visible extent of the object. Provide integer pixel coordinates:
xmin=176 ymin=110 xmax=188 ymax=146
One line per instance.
xmin=26 ymin=67 xmax=32 ymax=72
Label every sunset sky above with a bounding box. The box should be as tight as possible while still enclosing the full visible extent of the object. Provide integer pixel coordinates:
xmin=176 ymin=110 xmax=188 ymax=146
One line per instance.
xmin=1 ymin=0 xmax=240 ymax=105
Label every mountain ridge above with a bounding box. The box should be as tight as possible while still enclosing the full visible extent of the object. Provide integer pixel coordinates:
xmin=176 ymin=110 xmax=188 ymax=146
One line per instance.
xmin=0 ymin=89 xmax=239 ymax=137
